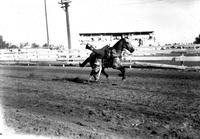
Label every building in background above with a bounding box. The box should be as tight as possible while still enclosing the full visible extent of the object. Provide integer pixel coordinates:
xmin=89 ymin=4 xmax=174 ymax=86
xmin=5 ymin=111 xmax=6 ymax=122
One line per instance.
xmin=79 ymin=31 xmax=157 ymax=48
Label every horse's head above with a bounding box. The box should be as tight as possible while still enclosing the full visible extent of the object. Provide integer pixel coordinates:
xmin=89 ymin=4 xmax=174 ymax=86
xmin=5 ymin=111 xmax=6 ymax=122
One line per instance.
xmin=113 ymin=38 xmax=134 ymax=53
xmin=121 ymin=38 xmax=135 ymax=53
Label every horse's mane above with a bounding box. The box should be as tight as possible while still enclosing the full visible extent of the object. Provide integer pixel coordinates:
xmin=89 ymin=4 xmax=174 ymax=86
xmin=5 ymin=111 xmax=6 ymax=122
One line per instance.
xmin=112 ymin=38 xmax=125 ymax=50
xmin=98 ymin=45 xmax=110 ymax=51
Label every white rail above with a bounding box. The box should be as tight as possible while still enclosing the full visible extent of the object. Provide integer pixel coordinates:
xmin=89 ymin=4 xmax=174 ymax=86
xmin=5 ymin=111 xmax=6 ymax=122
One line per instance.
xmin=0 ymin=49 xmax=200 ymax=66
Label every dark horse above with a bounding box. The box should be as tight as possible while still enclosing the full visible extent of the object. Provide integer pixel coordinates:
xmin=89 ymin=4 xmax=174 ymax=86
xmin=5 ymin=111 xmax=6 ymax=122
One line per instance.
xmin=80 ymin=38 xmax=135 ymax=81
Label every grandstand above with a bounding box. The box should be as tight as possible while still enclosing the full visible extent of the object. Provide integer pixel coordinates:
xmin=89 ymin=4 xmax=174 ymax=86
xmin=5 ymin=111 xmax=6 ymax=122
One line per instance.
xmin=79 ymin=31 xmax=157 ymax=48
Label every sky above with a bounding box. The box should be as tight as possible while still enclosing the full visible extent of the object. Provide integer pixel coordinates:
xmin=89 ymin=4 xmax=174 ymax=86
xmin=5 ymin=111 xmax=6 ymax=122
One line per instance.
xmin=0 ymin=0 xmax=200 ymax=49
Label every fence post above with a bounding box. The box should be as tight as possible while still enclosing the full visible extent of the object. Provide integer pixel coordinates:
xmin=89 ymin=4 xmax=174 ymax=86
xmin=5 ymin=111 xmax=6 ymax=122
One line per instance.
xmin=180 ymin=53 xmax=184 ymax=66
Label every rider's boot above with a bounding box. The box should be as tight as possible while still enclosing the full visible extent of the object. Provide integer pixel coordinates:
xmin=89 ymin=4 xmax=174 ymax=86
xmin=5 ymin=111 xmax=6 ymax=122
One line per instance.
xmin=86 ymin=43 xmax=95 ymax=51
xmin=86 ymin=44 xmax=104 ymax=57
xmin=79 ymin=63 xmax=83 ymax=67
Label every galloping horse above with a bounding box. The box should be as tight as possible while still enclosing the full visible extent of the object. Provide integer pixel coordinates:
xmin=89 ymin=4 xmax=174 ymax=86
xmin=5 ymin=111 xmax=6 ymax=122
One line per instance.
xmin=80 ymin=38 xmax=135 ymax=81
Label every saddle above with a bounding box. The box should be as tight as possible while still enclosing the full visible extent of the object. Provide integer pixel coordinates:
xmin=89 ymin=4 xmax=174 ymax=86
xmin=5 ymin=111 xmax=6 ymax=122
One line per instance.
xmin=86 ymin=44 xmax=121 ymax=68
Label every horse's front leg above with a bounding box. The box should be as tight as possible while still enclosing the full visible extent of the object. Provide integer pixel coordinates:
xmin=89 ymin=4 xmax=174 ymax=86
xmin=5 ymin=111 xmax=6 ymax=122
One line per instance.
xmin=112 ymin=57 xmax=126 ymax=80
xmin=113 ymin=62 xmax=126 ymax=80
xmin=117 ymin=66 xmax=126 ymax=80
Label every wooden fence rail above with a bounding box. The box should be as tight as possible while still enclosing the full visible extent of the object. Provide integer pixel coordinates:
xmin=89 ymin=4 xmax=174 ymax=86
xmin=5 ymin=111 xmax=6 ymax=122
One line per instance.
xmin=0 ymin=49 xmax=200 ymax=70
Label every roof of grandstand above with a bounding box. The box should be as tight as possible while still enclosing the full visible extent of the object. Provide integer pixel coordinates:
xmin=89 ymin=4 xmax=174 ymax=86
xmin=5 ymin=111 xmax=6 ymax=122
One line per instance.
xmin=79 ymin=31 xmax=154 ymax=36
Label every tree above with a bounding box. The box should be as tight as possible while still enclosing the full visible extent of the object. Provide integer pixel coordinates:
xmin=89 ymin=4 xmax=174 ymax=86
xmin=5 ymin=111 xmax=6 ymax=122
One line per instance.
xmin=0 ymin=35 xmax=9 ymax=49
xmin=31 ymin=43 xmax=40 ymax=48
xmin=9 ymin=44 xmax=18 ymax=49
xmin=42 ymin=43 xmax=49 ymax=48
xmin=20 ymin=42 xmax=29 ymax=48
xmin=194 ymin=34 xmax=200 ymax=44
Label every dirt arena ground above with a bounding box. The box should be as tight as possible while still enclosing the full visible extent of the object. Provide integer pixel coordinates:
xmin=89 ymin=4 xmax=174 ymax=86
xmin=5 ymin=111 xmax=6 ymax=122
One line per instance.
xmin=0 ymin=65 xmax=200 ymax=139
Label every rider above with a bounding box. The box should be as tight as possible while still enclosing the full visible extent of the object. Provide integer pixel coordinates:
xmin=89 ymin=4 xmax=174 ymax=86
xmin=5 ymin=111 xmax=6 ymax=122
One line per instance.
xmin=79 ymin=43 xmax=110 ymax=67
xmin=80 ymin=37 xmax=133 ymax=68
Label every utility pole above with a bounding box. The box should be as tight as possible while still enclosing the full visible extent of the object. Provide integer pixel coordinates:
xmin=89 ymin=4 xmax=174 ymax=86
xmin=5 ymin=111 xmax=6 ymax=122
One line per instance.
xmin=44 ymin=0 xmax=50 ymax=47
xmin=59 ymin=0 xmax=72 ymax=50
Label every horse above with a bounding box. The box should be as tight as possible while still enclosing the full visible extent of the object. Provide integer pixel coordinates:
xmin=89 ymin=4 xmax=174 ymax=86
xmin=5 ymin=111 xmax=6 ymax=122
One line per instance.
xmin=80 ymin=38 xmax=135 ymax=81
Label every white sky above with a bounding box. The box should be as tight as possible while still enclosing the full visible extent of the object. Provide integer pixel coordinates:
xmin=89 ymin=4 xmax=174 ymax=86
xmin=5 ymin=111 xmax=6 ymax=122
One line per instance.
xmin=0 ymin=0 xmax=200 ymax=48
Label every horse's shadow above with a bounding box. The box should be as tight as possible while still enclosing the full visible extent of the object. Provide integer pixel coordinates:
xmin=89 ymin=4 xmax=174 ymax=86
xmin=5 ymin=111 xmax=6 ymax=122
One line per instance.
xmin=52 ymin=77 xmax=98 ymax=84
xmin=52 ymin=77 xmax=122 ymax=86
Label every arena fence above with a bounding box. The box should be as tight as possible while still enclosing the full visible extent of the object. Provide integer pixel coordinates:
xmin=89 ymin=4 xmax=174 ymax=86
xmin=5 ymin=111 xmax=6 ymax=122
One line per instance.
xmin=0 ymin=48 xmax=200 ymax=70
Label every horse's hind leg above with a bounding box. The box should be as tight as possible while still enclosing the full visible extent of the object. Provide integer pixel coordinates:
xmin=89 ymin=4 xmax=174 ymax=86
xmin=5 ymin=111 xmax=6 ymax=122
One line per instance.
xmin=102 ymin=68 xmax=109 ymax=79
xmin=88 ymin=75 xmax=93 ymax=82
xmin=88 ymin=65 xmax=102 ymax=82
xmin=88 ymin=69 xmax=95 ymax=82
xmin=88 ymin=74 xmax=93 ymax=82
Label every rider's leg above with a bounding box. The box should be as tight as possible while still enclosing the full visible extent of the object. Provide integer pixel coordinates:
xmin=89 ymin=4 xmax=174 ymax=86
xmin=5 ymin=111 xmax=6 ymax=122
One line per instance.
xmin=80 ymin=53 xmax=95 ymax=67
xmin=86 ymin=44 xmax=104 ymax=57
xmin=80 ymin=57 xmax=90 ymax=67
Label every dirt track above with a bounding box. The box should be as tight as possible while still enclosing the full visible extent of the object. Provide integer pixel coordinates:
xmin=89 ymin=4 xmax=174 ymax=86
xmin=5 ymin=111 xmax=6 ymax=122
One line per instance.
xmin=0 ymin=65 xmax=200 ymax=139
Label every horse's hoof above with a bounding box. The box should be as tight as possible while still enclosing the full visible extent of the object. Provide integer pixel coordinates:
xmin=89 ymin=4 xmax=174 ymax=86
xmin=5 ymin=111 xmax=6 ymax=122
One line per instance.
xmin=94 ymin=79 xmax=100 ymax=82
xmin=122 ymin=77 xmax=126 ymax=81
xmin=88 ymin=78 xmax=92 ymax=83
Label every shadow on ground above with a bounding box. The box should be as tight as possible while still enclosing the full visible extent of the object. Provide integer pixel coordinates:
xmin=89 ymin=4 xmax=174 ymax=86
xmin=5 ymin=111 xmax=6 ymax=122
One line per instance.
xmin=52 ymin=77 xmax=94 ymax=84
